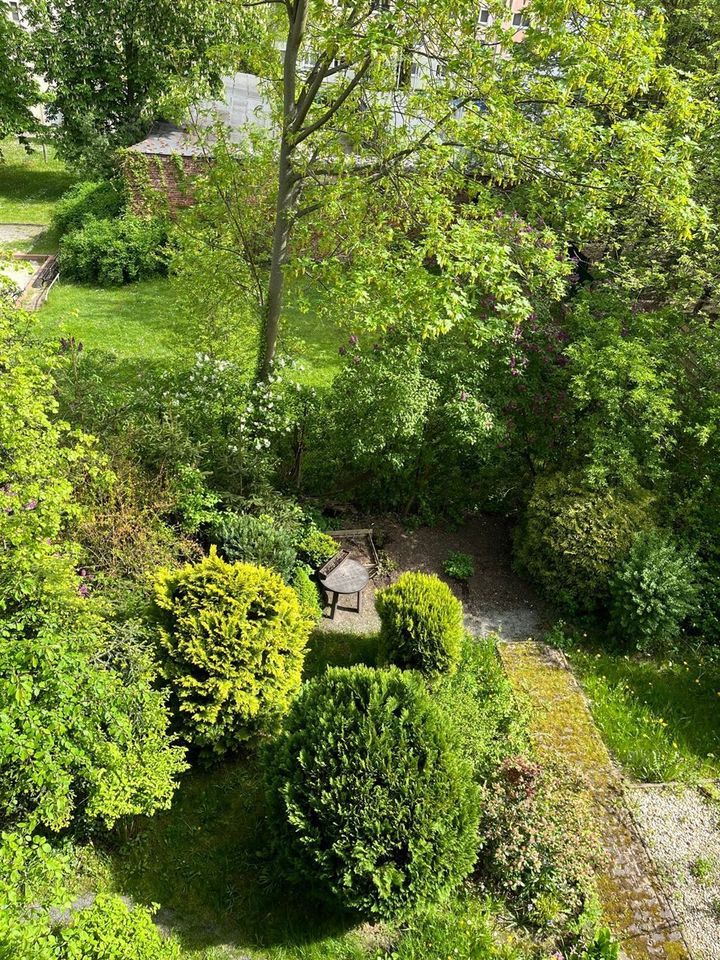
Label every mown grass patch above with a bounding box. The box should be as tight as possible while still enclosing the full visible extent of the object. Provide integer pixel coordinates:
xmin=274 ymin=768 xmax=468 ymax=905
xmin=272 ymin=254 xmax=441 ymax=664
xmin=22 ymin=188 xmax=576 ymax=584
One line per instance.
xmin=0 ymin=138 xmax=76 ymax=225
xmin=569 ymin=646 xmax=720 ymax=783
xmin=34 ymin=277 xmax=344 ymax=388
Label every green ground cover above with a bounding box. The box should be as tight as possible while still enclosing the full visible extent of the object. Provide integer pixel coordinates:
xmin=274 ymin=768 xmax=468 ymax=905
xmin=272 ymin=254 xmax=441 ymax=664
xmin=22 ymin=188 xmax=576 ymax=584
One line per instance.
xmin=569 ymin=644 xmax=720 ymax=783
xmin=0 ymin=138 xmax=76 ymax=225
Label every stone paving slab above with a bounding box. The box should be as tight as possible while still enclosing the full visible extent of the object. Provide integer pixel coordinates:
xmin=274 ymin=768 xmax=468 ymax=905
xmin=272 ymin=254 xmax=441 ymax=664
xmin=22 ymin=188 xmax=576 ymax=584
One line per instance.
xmin=499 ymin=641 xmax=691 ymax=960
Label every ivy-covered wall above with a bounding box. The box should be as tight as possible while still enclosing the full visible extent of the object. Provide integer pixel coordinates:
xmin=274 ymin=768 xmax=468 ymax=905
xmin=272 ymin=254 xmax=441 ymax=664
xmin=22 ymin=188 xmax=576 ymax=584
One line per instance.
xmin=122 ymin=151 xmax=206 ymax=215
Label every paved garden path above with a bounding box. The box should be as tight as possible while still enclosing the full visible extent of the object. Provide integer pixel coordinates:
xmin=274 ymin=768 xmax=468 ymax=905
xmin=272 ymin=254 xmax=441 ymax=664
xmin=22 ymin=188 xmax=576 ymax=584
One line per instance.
xmin=499 ymin=641 xmax=691 ymax=960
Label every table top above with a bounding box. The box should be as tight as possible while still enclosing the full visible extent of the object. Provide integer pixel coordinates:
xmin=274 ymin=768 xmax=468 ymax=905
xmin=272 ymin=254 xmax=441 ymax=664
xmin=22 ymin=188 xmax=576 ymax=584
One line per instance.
xmin=320 ymin=557 xmax=369 ymax=595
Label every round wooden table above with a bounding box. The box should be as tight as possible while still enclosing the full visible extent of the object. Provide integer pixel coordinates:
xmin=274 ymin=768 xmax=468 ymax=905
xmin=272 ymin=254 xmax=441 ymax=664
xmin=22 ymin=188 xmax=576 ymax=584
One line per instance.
xmin=320 ymin=557 xmax=369 ymax=619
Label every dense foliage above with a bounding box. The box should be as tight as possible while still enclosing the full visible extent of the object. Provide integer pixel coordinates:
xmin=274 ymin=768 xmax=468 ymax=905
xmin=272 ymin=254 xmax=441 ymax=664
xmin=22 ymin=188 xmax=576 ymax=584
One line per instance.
xmin=376 ymin=572 xmax=464 ymax=676
xmin=266 ymin=665 xmax=481 ymax=920
xmin=153 ymin=550 xmax=312 ymax=753
xmin=52 ymin=179 xmax=126 ymax=234
xmin=609 ymin=532 xmax=701 ymax=652
xmin=59 ymin=213 xmax=169 ymax=285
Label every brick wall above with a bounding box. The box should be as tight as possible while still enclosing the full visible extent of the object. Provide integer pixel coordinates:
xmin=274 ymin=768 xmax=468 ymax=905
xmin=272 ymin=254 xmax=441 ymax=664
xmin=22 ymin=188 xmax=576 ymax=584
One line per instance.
xmin=124 ymin=153 xmax=208 ymax=215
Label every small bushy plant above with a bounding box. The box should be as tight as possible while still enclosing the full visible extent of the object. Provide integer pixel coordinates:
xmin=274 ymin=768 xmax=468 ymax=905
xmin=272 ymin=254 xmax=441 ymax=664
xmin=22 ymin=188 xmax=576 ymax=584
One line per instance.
xmin=376 ymin=572 xmax=464 ymax=676
xmin=209 ymin=512 xmax=298 ymax=582
xmin=59 ymin=214 xmax=169 ymax=285
xmin=516 ymin=474 xmax=652 ymax=612
xmin=153 ymin=550 xmax=312 ymax=753
xmin=443 ymin=551 xmax=475 ymax=582
xmin=266 ymin=665 xmax=481 ymax=921
xmin=52 ymin=179 xmax=125 ymax=235
xmin=292 ymin=565 xmax=323 ymax=622
xmin=609 ymin=531 xmax=700 ymax=652
xmin=477 ymin=756 xmax=598 ymax=926
xmin=1 ymin=894 xmax=181 ymax=960
xmin=434 ymin=636 xmax=529 ymax=781
xmin=296 ymin=527 xmax=337 ymax=568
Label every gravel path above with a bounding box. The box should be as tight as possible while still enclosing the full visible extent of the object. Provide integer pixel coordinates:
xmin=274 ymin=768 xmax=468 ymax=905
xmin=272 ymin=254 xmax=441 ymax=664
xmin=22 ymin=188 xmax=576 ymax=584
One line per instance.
xmin=0 ymin=222 xmax=46 ymax=245
xmin=630 ymin=785 xmax=720 ymax=960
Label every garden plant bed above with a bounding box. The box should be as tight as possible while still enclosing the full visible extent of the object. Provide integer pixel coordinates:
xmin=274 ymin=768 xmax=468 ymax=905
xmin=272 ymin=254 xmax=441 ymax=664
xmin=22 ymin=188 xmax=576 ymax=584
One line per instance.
xmin=317 ymin=514 xmax=548 ymax=637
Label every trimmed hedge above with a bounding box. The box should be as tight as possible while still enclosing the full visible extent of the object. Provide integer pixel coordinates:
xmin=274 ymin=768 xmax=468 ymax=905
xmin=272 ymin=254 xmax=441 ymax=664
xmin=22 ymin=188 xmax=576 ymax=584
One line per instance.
xmin=266 ymin=665 xmax=481 ymax=921
xmin=52 ymin=179 xmax=125 ymax=235
xmin=376 ymin=572 xmax=464 ymax=676
xmin=58 ymin=214 xmax=169 ymax=285
xmin=515 ymin=474 xmax=652 ymax=612
xmin=152 ymin=550 xmax=312 ymax=754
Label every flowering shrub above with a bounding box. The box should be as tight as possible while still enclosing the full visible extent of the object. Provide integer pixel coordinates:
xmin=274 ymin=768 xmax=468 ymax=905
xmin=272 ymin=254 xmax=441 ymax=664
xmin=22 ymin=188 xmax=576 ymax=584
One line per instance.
xmin=265 ymin=666 xmax=481 ymax=920
xmin=376 ymin=572 xmax=464 ymax=676
xmin=477 ymin=756 xmax=598 ymax=926
xmin=153 ymin=550 xmax=312 ymax=753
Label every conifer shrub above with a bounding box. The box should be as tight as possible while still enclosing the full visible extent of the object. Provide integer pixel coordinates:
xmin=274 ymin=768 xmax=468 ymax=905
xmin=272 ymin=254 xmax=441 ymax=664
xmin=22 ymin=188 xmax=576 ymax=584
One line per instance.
xmin=376 ymin=572 xmax=463 ymax=676
xmin=152 ymin=550 xmax=312 ymax=753
xmin=515 ymin=474 xmax=653 ymax=612
xmin=291 ymin=565 xmax=324 ymax=622
xmin=266 ymin=665 xmax=481 ymax=921
xmin=609 ymin=531 xmax=700 ymax=652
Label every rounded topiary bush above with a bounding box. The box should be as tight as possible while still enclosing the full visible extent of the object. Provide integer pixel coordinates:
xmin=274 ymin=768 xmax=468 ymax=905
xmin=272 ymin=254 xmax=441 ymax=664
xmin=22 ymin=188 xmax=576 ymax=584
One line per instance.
xmin=376 ymin=571 xmax=464 ymax=676
xmin=515 ymin=474 xmax=653 ymax=612
xmin=266 ymin=665 xmax=481 ymax=921
xmin=609 ymin=531 xmax=700 ymax=652
xmin=153 ymin=549 xmax=312 ymax=753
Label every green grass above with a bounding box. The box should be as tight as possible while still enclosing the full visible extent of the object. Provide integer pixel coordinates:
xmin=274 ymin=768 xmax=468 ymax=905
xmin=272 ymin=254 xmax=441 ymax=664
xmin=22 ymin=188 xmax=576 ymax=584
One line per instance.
xmin=34 ymin=277 xmax=344 ymax=386
xmin=0 ymin=137 xmax=76 ymax=225
xmin=569 ymin=645 xmax=720 ymax=782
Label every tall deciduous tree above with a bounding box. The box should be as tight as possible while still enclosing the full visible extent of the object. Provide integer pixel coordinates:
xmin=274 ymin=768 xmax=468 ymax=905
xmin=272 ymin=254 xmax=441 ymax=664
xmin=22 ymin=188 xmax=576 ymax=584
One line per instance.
xmin=198 ymin=0 xmax=702 ymax=378
xmin=26 ymin=0 xmax=246 ymax=173
xmin=0 ymin=13 xmax=38 ymax=149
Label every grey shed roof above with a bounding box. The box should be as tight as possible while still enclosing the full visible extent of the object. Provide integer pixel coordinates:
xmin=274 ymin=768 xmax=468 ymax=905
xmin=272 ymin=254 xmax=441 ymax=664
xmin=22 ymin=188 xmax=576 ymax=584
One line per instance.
xmin=127 ymin=73 xmax=272 ymax=157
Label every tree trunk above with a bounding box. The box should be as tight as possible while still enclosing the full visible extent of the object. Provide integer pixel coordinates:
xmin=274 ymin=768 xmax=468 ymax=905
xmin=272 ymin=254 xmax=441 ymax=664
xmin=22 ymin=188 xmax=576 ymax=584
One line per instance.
xmin=256 ymin=0 xmax=308 ymax=380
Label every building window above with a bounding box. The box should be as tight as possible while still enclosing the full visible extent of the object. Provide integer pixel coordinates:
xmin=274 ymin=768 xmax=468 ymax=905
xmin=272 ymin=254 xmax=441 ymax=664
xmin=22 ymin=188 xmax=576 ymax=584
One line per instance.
xmin=7 ymin=1 xmax=22 ymax=22
xmin=479 ymin=8 xmax=491 ymax=24
xmin=512 ymin=11 xmax=531 ymax=28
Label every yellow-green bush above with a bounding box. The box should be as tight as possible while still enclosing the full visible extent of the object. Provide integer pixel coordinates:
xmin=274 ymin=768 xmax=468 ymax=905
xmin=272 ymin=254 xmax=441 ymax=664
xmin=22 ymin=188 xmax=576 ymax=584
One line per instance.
xmin=376 ymin=572 xmax=464 ymax=676
xmin=153 ymin=550 xmax=312 ymax=754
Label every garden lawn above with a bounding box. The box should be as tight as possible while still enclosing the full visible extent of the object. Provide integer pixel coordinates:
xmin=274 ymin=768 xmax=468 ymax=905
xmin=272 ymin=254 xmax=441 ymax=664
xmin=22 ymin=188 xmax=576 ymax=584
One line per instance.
xmin=569 ymin=645 xmax=720 ymax=783
xmin=34 ymin=278 xmax=344 ymax=386
xmin=0 ymin=138 xmax=76 ymax=226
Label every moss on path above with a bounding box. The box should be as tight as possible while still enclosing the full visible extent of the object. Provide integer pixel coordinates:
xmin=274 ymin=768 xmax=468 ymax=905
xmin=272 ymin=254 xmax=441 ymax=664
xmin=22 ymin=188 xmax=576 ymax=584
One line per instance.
xmin=499 ymin=641 xmax=691 ymax=960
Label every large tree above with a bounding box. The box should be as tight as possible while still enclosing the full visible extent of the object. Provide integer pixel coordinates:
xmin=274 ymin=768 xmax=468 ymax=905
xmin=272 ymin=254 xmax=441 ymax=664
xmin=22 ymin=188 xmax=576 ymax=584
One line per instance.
xmin=0 ymin=13 xmax=38 ymax=150
xmin=26 ymin=0 xmax=245 ymax=172
xmin=184 ymin=0 xmax=703 ymax=378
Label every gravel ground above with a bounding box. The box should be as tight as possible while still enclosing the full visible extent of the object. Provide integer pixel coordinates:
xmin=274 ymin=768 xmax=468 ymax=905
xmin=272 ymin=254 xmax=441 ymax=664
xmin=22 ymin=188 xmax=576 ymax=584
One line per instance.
xmin=630 ymin=784 xmax=720 ymax=960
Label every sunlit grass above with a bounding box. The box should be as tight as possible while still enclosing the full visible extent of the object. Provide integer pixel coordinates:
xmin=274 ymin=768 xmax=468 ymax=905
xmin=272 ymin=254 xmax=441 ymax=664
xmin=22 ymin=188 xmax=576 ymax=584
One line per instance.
xmin=569 ymin=645 xmax=720 ymax=782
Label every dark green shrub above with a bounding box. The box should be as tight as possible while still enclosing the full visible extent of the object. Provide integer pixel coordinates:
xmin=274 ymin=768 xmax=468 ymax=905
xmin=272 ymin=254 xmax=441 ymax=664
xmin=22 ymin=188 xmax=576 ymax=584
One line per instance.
xmin=152 ymin=550 xmax=312 ymax=754
xmin=52 ymin=179 xmax=125 ymax=234
xmin=376 ymin=572 xmax=464 ymax=676
xmin=609 ymin=531 xmax=700 ymax=652
xmin=58 ymin=214 xmax=169 ymax=285
xmin=515 ymin=474 xmax=652 ymax=612
xmin=266 ymin=665 xmax=481 ymax=921
xmin=209 ymin=512 xmax=298 ymax=582
xmin=292 ymin=565 xmax=323 ymax=622
xmin=434 ymin=636 xmax=529 ymax=781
